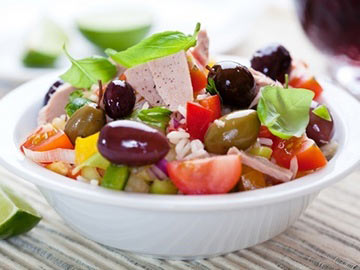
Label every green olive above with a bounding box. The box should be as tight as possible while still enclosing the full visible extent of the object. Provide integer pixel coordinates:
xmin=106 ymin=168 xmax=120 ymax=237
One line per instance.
xmin=65 ymin=105 xmax=106 ymax=144
xmin=204 ymin=109 xmax=260 ymax=154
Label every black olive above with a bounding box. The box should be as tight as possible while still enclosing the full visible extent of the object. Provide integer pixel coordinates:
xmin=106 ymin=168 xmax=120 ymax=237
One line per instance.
xmin=98 ymin=120 xmax=170 ymax=166
xmin=44 ymin=80 xmax=63 ymax=106
xmin=250 ymin=43 xmax=292 ymax=83
xmin=208 ymin=61 xmax=256 ymax=109
xmin=103 ymin=80 xmax=136 ymax=119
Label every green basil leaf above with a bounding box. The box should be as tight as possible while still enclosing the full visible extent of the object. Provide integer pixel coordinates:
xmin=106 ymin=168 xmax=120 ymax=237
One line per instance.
xmin=65 ymin=97 xmax=92 ymax=117
xmin=68 ymin=89 xmax=84 ymax=102
xmin=257 ymin=86 xmax=314 ymax=139
xmin=60 ymin=46 xmax=117 ymax=89
xmin=106 ymin=23 xmax=201 ymax=68
xmin=312 ymin=104 xmax=332 ymax=121
xmin=206 ymin=77 xmax=222 ymax=102
xmin=136 ymin=107 xmax=172 ymax=130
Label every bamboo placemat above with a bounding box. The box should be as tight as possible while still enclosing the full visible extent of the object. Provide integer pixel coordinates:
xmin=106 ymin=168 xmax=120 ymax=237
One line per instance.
xmin=1 ymin=166 xmax=359 ymax=270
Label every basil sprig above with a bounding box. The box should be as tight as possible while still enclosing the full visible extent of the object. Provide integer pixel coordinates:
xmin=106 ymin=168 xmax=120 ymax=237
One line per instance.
xmin=257 ymin=86 xmax=314 ymax=139
xmin=60 ymin=46 xmax=116 ymax=89
xmin=106 ymin=23 xmax=201 ymax=68
xmin=65 ymin=90 xmax=93 ymax=116
xmin=133 ymin=107 xmax=172 ymax=130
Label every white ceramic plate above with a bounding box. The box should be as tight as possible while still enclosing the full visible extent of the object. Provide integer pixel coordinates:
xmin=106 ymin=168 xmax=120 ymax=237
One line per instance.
xmin=0 ymin=56 xmax=359 ymax=258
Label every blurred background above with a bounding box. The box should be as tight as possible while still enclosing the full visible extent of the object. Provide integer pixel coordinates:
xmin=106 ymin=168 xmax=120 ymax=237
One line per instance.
xmin=0 ymin=0 xmax=336 ymax=98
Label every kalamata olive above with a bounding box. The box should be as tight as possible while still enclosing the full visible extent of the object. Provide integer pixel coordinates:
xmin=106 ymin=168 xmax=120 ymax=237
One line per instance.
xmin=98 ymin=120 xmax=170 ymax=166
xmin=204 ymin=109 xmax=260 ymax=154
xmin=103 ymin=80 xmax=136 ymax=119
xmin=250 ymin=44 xmax=291 ymax=83
xmin=44 ymin=79 xmax=63 ymax=105
xmin=65 ymin=105 xmax=106 ymax=144
xmin=208 ymin=61 xmax=256 ymax=109
xmin=306 ymin=106 xmax=334 ymax=146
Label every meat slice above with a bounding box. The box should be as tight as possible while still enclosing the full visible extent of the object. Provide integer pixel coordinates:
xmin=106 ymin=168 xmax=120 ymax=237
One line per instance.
xmin=248 ymin=68 xmax=283 ymax=108
xmin=227 ymin=147 xmax=293 ymax=182
xmin=148 ymin=50 xmax=193 ymax=111
xmin=124 ymin=63 xmax=164 ymax=107
xmin=38 ymin=83 xmax=75 ymax=125
xmin=191 ymin=30 xmax=209 ymax=68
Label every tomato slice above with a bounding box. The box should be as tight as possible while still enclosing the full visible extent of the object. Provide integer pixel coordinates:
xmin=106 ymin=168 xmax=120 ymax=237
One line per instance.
xmin=258 ymin=125 xmax=276 ymax=140
xmin=167 ymin=155 xmax=242 ymax=194
xmin=199 ymin=95 xmax=221 ymax=121
xmin=186 ymin=102 xmax=213 ymax=141
xmin=190 ymin=65 xmax=208 ymax=94
xmin=272 ymin=136 xmax=327 ymax=171
xmin=289 ymin=76 xmax=323 ymax=100
xmin=21 ymin=125 xmax=73 ymax=152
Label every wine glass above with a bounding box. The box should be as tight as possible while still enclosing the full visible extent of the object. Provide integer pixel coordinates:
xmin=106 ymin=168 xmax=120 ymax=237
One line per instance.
xmin=294 ymin=0 xmax=360 ymax=99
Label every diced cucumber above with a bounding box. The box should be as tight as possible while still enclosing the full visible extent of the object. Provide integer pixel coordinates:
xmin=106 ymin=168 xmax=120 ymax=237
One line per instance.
xmin=81 ymin=167 xmax=101 ymax=181
xmin=102 ymin=164 xmax=129 ymax=190
xmin=73 ymin=152 xmax=110 ymax=175
xmin=150 ymin=179 xmax=178 ymax=195
xmin=248 ymin=146 xmax=273 ymax=159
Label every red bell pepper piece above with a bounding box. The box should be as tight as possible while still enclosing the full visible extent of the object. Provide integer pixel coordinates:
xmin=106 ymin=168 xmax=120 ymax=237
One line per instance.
xmin=186 ymin=102 xmax=213 ymax=141
xmin=199 ymin=95 xmax=221 ymax=121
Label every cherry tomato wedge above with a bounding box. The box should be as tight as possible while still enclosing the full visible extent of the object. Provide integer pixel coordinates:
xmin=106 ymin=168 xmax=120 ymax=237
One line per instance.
xmin=199 ymin=95 xmax=221 ymax=121
xmin=186 ymin=102 xmax=213 ymax=141
xmin=22 ymin=125 xmax=73 ymax=152
xmin=290 ymin=76 xmax=323 ymax=100
xmin=272 ymin=136 xmax=327 ymax=171
xmin=258 ymin=125 xmax=276 ymax=140
xmin=167 ymin=155 xmax=242 ymax=194
xmin=190 ymin=65 xmax=208 ymax=94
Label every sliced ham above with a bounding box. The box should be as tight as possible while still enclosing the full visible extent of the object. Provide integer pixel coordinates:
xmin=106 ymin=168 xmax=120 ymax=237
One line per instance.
xmin=248 ymin=68 xmax=283 ymax=108
xmin=148 ymin=50 xmax=193 ymax=111
xmin=38 ymin=83 xmax=75 ymax=125
xmin=191 ymin=30 xmax=209 ymax=68
xmin=124 ymin=63 xmax=164 ymax=107
xmin=125 ymin=50 xmax=193 ymax=111
xmin=227 ymin=147 xmax=293 ymax=182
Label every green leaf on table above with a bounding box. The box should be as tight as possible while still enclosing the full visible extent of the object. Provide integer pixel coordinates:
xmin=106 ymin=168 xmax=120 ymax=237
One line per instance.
xmin=134 ymin=107 xmax=172 ymax=130
xmin=312 ymin=104 xmax=332 ymax=121
xmin=257 ymin=86 xmax=314 ymax=139
xmin=106 ymin=23 xmax=201 ymax=68
xmin=60 ymin=46 xmax=117 ymax=89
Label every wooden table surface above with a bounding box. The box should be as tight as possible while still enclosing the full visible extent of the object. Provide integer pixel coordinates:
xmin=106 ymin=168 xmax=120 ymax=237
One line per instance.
xmin=0 ymin=2 xmax=360 ymax=270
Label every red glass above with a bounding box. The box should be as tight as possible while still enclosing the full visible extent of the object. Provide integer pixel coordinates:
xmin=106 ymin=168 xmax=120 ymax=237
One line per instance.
xmin=295 ymin=0 xmax=360 ymax=63
xmin=294 ymin=0 xmax=360 ymax=98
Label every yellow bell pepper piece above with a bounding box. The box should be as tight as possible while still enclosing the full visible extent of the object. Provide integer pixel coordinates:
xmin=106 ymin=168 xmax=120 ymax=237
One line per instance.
xmin=75 ymin=132 xmax=99 ymax=165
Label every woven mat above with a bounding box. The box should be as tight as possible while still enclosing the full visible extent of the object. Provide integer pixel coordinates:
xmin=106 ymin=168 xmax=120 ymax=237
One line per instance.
xmin=0 ymin=166 xmax=359 ymax=270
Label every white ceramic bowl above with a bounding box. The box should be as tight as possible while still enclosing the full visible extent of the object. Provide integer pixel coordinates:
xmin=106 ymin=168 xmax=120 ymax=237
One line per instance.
xmin=0 ymin=65 xmax=359 ymax=259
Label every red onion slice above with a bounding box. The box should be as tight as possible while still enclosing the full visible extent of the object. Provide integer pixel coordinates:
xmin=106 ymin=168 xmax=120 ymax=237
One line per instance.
xmin=23 ymin=147 xmax=75 ymax=164
xmin=228 ymin=147 xmax=292 ymax=182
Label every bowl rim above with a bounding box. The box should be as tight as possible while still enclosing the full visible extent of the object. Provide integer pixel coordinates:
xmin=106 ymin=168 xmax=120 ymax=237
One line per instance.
xmin=0 ymin=56 xmax=359 ymax=212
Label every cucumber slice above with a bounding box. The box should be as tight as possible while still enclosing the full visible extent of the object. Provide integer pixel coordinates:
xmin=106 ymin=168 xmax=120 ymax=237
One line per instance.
xmin=150 ymin=179 xmax=178 ymax=195
xmin=102 ymin=164 xmax=129 ymax=190
xmin=22 ymin=18 xmax=68 ymax=67
xmin=76 ymin=11 xmax=152 ymax=51
xmin=0 ymin=185 xmax=41 ymax=239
